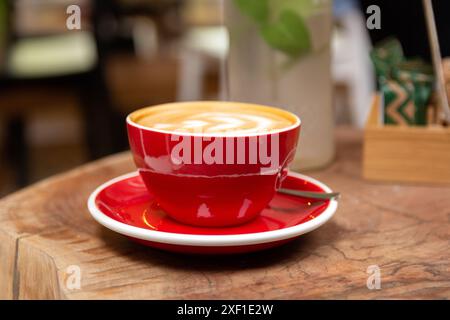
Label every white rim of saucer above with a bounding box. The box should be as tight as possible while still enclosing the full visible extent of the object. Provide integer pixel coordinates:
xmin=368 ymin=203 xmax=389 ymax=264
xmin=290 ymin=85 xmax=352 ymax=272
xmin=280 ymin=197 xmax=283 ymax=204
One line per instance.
xmin=87 ymin=172 xmax=338 ymax=247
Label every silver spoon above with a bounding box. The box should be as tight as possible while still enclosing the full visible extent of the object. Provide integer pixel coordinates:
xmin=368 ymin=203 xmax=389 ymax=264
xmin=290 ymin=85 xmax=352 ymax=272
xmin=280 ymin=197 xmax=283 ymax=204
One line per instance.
xmin=278 ymin=188 xmax=340 ymax=200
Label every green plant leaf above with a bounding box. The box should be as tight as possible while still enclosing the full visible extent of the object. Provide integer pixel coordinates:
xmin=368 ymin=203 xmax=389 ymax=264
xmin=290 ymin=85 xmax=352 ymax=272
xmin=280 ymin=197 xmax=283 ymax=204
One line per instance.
xmin=233 ymin=0 xmax=269 ymax=25
xmin=272 ymin=0 xmax=326 ymax=18
xmin=260 ymin=9 xmax=311 ymax=58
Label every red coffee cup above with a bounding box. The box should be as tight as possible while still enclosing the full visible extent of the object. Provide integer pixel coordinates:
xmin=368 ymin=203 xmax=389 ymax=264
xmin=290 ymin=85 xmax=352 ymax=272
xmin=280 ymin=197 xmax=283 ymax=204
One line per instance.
xmin=127 ymin=102 xmax=300 ymax=227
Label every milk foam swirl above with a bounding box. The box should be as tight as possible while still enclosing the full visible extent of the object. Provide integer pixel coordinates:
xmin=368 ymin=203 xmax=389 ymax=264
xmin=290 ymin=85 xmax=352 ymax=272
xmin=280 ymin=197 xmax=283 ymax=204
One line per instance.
xmin=135 ymin=104 xmax=296 ymax=135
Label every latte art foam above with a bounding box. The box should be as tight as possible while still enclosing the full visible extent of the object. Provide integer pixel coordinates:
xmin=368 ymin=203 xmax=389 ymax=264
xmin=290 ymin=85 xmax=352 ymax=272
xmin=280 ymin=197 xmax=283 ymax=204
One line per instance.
xmin=132 ymin=102 xmax=297 ymax=135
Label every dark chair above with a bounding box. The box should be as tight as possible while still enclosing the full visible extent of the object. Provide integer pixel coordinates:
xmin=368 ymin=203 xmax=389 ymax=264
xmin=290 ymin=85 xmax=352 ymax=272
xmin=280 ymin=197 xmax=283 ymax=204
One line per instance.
xmin=0 ymin=0 xmax=122 ymax=187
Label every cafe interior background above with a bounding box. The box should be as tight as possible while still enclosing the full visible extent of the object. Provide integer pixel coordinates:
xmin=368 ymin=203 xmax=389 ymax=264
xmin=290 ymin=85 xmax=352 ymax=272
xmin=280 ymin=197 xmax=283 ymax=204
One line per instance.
xmin=0 ymin=0 xmax=448 ymax=197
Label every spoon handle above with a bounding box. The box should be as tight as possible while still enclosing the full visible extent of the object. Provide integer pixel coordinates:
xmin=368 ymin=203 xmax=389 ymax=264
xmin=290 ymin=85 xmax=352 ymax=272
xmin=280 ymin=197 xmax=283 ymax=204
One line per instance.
xmin=278 ymin=188 xmax=340 ymax=200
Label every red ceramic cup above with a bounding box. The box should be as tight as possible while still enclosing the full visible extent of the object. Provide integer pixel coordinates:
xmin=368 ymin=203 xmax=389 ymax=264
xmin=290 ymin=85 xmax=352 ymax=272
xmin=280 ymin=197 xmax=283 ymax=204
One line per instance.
xmin=127 ymin=102 xmax=301 ymax=227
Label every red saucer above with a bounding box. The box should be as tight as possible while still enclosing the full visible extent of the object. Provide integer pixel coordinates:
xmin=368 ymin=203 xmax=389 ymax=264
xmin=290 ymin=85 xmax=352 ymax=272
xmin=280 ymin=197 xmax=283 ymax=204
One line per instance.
xmin=88 ymin=172 xmax=338 ymax=254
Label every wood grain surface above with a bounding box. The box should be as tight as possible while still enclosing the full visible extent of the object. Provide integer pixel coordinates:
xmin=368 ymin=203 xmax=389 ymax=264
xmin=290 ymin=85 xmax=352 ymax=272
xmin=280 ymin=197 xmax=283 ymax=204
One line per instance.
xmin=1 ymin=128 xmax=449 ymax=299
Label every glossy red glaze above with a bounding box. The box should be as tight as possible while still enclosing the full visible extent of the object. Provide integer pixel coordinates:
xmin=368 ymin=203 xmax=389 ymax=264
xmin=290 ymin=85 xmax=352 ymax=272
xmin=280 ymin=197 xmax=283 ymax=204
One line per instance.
xmin=95 ymin=174 xmax=329 ymax=254
xmin=127 ymin=105 xmax=300 ymax=227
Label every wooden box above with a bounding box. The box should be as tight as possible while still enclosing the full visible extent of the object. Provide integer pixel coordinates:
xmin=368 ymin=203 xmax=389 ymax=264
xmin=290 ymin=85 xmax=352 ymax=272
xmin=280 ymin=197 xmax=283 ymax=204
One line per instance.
xmin=363 ymin=95 xmax=450 ymax=184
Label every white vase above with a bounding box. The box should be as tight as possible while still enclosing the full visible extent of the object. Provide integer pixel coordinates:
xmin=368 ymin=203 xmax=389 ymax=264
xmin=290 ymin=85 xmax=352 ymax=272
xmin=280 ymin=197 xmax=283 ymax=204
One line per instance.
xmin=224 ymin=0 xmax=335 ymax=171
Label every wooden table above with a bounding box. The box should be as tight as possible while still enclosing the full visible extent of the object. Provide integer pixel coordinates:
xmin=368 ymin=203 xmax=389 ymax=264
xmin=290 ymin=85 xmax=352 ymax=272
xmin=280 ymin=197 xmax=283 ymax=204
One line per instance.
xmin=1 ymin=128 xmax=449 ymax=299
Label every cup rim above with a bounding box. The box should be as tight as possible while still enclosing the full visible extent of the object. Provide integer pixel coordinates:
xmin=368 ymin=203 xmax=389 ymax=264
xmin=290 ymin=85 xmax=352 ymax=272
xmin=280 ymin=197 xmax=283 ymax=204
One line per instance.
xmin=126 ymin=101 xmax=301 ymax=137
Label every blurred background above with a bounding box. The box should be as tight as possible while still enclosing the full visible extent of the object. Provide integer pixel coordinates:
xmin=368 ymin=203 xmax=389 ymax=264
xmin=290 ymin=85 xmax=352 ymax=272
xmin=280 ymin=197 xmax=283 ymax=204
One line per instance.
xmin=0 ymin=0 xmax=447 ymax=196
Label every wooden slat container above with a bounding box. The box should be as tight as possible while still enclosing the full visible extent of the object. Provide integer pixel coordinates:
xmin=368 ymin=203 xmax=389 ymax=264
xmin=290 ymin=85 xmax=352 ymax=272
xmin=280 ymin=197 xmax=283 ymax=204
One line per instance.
xmin=363 ymin=95 xmax=450 ymax=184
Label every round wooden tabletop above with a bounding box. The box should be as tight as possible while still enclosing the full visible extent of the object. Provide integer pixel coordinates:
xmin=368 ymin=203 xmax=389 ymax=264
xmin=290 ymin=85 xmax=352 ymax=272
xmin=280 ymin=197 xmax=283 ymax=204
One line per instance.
xmin=1 ymin=128 xmax=449 ymax=299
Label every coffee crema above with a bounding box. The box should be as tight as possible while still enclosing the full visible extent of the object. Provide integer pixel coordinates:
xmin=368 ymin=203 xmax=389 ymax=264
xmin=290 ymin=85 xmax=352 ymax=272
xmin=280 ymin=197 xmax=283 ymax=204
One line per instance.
xmin=130 ymin=102 xmax=298 ymax=135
